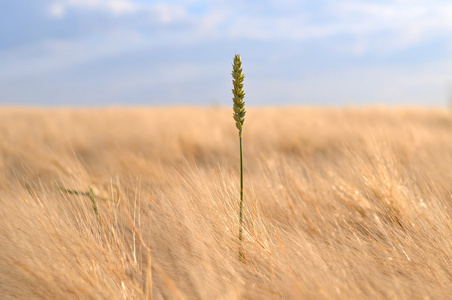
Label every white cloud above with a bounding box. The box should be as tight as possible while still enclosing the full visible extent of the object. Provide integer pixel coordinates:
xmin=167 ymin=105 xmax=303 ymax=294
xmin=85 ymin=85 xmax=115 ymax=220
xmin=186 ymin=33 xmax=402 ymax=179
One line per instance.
xmin=47 ymin=0 xmax=193 ymax=26
xmin=49 ymin=3 xmax=66 ymax=18
xmin=150 ymin=3 xmax=188 ymax=24
xmin=329 ymin=1 xmax=452 ymax=52
xmin=247 ymin=59 xmax=452 ymax=106
xmin=0 ymin=32 xmax=145 ymax=81
xmin=187 ymin=1 xmax=452 ymax=55
xmin=62 ymin=0 xmax=139 ymax=16
xmin=107 ymin=0 xmax=138 ymax=15
xmin=198 ymin=11 xmax=227 ymax=37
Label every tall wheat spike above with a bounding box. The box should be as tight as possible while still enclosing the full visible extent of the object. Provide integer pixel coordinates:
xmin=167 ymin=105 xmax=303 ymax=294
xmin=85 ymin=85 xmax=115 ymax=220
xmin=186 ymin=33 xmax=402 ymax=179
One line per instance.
xmin=232 ymin=53 xmax=246 ymax=259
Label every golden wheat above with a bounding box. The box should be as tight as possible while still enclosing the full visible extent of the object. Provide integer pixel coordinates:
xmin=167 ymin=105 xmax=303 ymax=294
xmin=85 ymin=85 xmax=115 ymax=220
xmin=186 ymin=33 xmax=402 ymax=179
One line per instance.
xmin=1 ymin=107 xmax=452 ymax=299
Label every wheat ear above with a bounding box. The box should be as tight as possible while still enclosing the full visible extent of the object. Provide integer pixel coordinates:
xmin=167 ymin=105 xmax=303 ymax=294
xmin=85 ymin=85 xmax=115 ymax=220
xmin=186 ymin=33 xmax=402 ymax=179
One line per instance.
xmin=232 ymin=53 xmax=246 ymax=260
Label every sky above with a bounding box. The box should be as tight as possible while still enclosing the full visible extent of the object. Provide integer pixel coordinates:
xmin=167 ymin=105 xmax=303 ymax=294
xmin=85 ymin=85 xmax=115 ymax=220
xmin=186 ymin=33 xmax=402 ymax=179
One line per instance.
xmin=1 ymin=0 xmax=452 ymax=107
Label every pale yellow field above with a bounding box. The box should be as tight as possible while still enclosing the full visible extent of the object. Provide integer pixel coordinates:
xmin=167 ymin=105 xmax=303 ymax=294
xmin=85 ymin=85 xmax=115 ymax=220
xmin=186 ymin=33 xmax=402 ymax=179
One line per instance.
xmin=1 ymin=107 xmax=452 ymax=299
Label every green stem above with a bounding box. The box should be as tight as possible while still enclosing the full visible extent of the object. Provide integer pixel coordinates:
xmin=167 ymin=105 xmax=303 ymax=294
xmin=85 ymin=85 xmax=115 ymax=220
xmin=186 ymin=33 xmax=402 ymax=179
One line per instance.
xmin=238 ymin=131 xmax=244 ymax=259
xmin=89 ymin=186 xmax=99 ymax=220
xmin=55 ymin=185 xmax=113 ymax=202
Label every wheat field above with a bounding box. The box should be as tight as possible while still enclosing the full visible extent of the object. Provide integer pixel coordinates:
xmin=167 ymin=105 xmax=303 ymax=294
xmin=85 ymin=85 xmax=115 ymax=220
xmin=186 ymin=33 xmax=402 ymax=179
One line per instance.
xmin=1 ymin=107 xmax=452 ymax=299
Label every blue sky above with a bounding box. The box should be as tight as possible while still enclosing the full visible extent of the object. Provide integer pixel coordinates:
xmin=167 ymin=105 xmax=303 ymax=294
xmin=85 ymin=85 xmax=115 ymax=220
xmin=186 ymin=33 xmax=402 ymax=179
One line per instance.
xmin=1 ymin=0 xmax=452 ymax=106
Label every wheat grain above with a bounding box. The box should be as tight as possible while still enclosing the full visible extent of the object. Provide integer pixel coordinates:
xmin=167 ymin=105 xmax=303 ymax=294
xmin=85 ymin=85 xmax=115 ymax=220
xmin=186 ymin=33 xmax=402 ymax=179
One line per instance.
xmin=232 ymin=53 xmax=246 ymax=136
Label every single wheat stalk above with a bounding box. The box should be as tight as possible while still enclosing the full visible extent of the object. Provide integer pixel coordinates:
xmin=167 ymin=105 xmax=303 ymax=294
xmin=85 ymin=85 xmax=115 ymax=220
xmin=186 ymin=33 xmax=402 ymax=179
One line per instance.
xmin=232 ymin=53 xmax=246 ymax=260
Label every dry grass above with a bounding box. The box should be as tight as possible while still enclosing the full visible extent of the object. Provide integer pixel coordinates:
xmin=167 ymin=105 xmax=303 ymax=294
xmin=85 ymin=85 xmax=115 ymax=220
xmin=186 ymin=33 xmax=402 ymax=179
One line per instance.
xmin=1 ymin=107 xmax=452 ymax=299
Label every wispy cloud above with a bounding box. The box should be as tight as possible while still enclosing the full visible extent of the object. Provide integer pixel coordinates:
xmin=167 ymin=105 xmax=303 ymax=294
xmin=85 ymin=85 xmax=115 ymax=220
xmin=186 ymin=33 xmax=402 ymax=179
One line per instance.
xmin=47 ymin=0 xmax=193 ymax=25
xmin=329 ymin=1 xmax=452 ymax=52
xmin=49 ymin=0 xmax=139 ymax=16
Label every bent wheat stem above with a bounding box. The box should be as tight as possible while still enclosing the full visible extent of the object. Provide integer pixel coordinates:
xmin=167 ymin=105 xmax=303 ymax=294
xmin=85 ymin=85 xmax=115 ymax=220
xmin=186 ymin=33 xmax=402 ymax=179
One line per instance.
xmin=55 ymin=185 xmax=113 ymax=220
